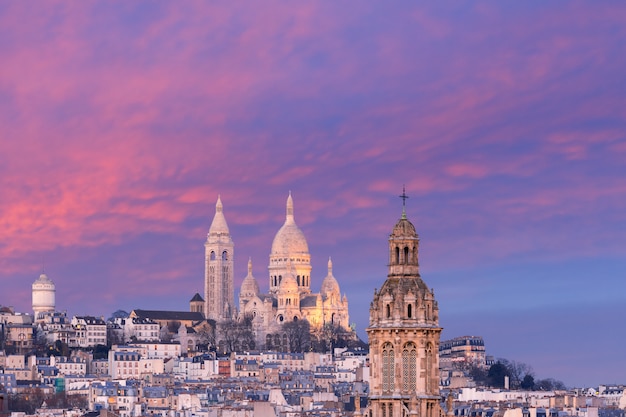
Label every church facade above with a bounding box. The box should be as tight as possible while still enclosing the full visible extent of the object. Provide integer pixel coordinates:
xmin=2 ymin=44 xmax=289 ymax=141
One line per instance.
xmin=201 ymin=193 xmax=351 ymax=349
xmin=366 ymin=200 xmax=442 ymax=417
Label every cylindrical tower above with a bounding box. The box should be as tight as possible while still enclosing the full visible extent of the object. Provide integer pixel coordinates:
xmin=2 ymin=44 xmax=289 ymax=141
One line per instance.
xmin=32 ymin=273 xmax=56 ymax=320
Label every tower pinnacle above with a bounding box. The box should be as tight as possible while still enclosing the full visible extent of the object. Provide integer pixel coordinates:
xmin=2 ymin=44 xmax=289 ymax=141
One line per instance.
xmin=399 ymin=185 xmax=409 ymax=220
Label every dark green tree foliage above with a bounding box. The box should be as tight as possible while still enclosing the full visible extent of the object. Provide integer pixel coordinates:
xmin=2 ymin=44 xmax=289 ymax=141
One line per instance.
xmin=469 ymin=364 xmax=488 ymax=386
xmin=487 ymin=362 xmax=510 ymax=388
xmin=521 ymin=374 xmax=535 ymax=390
xmin=107 ymin=310 xmax=129 ymax=321
xmin=92 ymin=344 xmax=109 ymax=360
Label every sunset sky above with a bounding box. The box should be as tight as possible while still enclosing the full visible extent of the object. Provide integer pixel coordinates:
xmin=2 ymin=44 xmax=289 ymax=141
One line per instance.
xmin=1 ymin=2 xmax=625 ymax=387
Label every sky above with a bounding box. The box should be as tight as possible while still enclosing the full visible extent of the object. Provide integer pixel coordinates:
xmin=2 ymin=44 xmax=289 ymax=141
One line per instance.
xmin=1 ymin=1 xmax=625 ymax=388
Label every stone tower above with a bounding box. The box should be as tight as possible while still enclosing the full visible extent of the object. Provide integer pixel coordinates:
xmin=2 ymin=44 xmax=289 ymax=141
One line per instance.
xmin=204 ymin=196 xmax=234 ymax=321
xmin=367 ymin=195 xmax=442 ymax=417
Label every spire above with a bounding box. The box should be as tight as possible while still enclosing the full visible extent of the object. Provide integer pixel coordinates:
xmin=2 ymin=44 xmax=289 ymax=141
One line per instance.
xmin=328 ymin=257 xmax=333 ymax=274
xmin=286 ymin=191 xmax=294 ymax=223
xmin=399 ymin=185 xmax=409 ymax=220
xmin=208 ymin=195 xmax=230 ymax=234
xmin=248 ymin=257 xmax=253 ymax=275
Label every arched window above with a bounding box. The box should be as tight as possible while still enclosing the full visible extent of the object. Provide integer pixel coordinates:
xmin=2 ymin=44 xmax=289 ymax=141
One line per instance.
xmin=382 ymin=343 xmax=394 ymax=392
xmin=266 ymin=334 xmax=272 ymax=350
xmin=386 ymin=304 xmax=391 ymax=318
xmin=395 ymin=247 xmax=400 ymax=264
xmin=210 ymin=251 xmax=216 ymax=261
xmin=297 ymin=276 xmax=300 ymax=286
xmin=407 ymin=304 xmax=412 ymax=318
xmin=382 ymin=403 xmax=386 ymax=417
xmin=404 ymin=246 xmax=409 ymax=264
xmin=222 ymin=251 xmax=228 ymax=261
xmin=402 ymin=342 xmax=417 ymax=392
xmin=426 ymin=343 xmax=434 ymax=393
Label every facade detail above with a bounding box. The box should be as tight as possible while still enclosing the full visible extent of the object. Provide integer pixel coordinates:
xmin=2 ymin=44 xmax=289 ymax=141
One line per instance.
xmin=204 ymin=196 xmax=234 ymax=321
xmin=367 ymin=198 xmax=442 ymax=417
xmin=32 ymin=272 xmax=56 ymax=321
xmin=236 ymin=193 xmax=351 ymax=348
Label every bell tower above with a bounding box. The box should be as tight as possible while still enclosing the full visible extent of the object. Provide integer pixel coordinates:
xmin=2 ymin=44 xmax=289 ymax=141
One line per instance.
xmin=366 ymin=189 xmax=442 ymax=417
xmin=204 ymin=196 xmax=234 ymax=321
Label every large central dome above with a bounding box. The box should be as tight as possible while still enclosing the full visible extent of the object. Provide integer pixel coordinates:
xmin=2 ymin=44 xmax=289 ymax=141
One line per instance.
xmin=270 ymin=192 xmax=309 ymax=256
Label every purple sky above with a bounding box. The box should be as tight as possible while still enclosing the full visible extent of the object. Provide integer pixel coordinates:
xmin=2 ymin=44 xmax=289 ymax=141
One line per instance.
xmin=1 ymin=2 xmax=625 ymax=388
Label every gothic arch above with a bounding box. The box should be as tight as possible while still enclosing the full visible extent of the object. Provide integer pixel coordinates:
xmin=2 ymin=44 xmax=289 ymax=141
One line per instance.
xmin=382 ymin=342 xmax=395 ymax=393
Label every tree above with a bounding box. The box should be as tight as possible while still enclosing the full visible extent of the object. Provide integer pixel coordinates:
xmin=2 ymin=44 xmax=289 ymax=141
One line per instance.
xmin=520 ymin=374 xmax=535 ymax=390
xmin=487 ymin=362 xmax=510 ymax=388
xmin=92 ymin=344 xmax=109 ymax=360
xmin=217 ymin=317 xmax=255 ymax=353
xmin=535 ymin=378 xmax=566 ymax=391
xmin=503 ymin=360 xmax=534 ymax=389
xmin=107 ymin=310 xmax=129 ymax=321
xmin=283 ymin=319 xmax=311 ymax=352
xmin=468 ymin=364 xmax=489 ymax=386
xmin=193 ymin=320 xmax=216 ymax=351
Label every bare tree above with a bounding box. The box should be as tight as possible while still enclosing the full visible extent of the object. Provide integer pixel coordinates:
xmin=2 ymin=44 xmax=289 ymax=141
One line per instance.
xmin=217 ymin=316 xmax=255 ymax=353
xmin=283 ymin=319 xmax=311 ymax=352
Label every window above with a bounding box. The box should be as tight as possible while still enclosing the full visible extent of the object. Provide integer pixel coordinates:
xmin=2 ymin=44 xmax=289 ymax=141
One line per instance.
xmin=382 ymin=343 xmax=394 ymax=392
xmin=407 ymin=304 xmax=412 ymax=318
xmin=402 ymin=343 xmax=416 ymax=392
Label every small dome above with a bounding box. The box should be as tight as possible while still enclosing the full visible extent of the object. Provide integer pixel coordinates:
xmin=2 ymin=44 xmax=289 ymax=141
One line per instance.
xmin=321 ymin=257 xmax=340 ymax=297
xmin=271 ymin=192 xmax=309 ymax=256
xmin=241 ymin=258 xmax=260 ymax=297
xmin=390 ymin=217 xmax=417 ymax=239
xmin=32 ymin=273 xmax=55 ymax=289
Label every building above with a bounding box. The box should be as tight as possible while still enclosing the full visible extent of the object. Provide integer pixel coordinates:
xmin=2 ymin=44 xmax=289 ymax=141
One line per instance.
xmin=236 ymin=192 xmax=351 ymax=348
xmin=204 ymin=196 xmax=235 ymax=321
xmin=32 ymin=272 xmax=56 ymax=321
xmin=366 ymin=194 xmax=442 ymax=417
xmin=439 ymin=335 xmax=486 ymax=370
xmin=71 ymin=316 xmax=107 ymax=347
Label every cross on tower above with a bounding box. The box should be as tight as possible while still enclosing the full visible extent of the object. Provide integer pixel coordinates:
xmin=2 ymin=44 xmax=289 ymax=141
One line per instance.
xmin=399 ymin=185 xmax=409 ymax=219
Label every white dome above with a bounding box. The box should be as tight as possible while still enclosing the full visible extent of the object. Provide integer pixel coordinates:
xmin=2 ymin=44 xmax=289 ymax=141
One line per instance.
xmin=241 ymin=258 xmax=260 ymax=297
xmin=270 ymin=192 xmax=309 ymax=256
xmin=321 ymin=258 xmax=340 ymax=297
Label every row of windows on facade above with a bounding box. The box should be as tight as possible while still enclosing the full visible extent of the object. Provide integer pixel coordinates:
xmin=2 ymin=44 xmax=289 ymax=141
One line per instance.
xmin=271 ymin=257 xmax=308 ymax=263
xmin=209 ymin=251 xmax=229 ymax=261
xmin=271 ymin=275 xmax=310 ymax=287
xmin=392 ymin=246 xmax=418 ymax=264
xmin=384 ymin=303 xmax=433 ymax=320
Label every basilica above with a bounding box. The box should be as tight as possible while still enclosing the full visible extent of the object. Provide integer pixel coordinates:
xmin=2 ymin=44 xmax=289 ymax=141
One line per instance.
xmin=198 ymin=192 xmax=351 ymax=349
